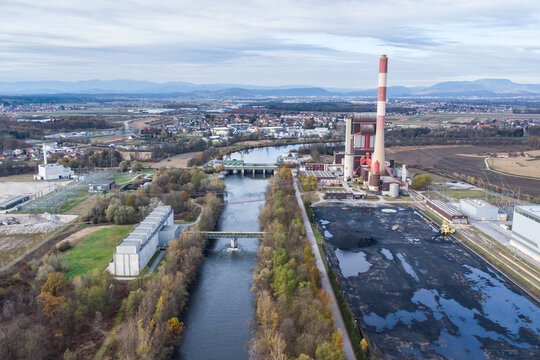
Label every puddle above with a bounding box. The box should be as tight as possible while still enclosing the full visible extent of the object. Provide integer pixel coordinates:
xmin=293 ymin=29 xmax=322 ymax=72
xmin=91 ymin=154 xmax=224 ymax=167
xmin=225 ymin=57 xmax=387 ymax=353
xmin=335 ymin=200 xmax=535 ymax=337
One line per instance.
xmin=381 ymin=248 xmax=394 ymax=261
xmin=364 ymin=309 xmax=427 ymax=332
xmin=335 ymin=249 xmax=371 ymax=277
xmin=396 ymin=252 xmax=420 ymax=281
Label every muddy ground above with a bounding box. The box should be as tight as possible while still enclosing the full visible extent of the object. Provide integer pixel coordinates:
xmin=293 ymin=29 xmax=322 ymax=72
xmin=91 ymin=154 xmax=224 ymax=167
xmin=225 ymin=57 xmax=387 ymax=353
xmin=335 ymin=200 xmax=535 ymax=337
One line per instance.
xmin=313 ymin=203 xmax=540 ymax=360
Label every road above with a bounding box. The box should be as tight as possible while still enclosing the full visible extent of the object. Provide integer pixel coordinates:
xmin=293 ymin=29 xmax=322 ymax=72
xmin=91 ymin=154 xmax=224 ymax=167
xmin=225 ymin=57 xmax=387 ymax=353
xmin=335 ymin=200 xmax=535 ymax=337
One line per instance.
xmin=293 ymin=179 xmax=357 ymax=360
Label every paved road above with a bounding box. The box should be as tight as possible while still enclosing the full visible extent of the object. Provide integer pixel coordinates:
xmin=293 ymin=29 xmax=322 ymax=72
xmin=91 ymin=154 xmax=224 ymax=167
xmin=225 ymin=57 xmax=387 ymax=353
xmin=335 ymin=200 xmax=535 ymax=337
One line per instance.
xmin=293 ymin=179 xmax=357 ymax=360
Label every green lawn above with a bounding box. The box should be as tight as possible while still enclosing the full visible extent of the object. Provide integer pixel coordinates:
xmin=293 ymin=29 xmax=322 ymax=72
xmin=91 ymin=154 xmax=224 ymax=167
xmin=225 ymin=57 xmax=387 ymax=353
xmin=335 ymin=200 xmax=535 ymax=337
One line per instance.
xmin=439 ymin=189 xmax=485 ymax=200
xmin=174 ymin=219 xmax=192 ymax=224
xmin=62 ymin=225 xmax=135 ymax=278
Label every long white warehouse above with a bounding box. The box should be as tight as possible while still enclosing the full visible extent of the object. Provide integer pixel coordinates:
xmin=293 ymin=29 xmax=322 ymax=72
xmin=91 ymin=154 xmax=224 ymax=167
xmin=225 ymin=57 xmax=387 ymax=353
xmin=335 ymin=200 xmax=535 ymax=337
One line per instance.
xmin=108 ymin=205 xmax=180 ymax=276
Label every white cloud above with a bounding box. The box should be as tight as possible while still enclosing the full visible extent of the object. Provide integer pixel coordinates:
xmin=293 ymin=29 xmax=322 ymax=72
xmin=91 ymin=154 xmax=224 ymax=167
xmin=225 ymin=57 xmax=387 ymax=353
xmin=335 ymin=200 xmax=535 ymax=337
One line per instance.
xmin=0 ymin=0 xmax=539 ymax=86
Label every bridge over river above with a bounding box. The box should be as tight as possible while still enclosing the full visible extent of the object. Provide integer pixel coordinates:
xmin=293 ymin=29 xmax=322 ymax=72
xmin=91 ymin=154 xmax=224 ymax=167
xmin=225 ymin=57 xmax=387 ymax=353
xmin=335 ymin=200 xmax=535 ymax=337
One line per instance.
xmin=223 ymin=159 xmax=278 ymax=177
xmin=186 ymin=231 xmax=265 ymax=248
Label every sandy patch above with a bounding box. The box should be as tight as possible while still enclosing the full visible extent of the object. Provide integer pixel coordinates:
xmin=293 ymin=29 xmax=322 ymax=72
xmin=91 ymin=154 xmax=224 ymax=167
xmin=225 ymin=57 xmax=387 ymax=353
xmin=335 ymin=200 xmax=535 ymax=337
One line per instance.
xmin=152 ymin=151 xmax=202 ymax=169
xmin=0 ymin=213 xmax=77 ymax=235
xmin=456 ymin=154 xmax=486 ymax=158
xmin=0 ymin=180 xmax=70 ymax=201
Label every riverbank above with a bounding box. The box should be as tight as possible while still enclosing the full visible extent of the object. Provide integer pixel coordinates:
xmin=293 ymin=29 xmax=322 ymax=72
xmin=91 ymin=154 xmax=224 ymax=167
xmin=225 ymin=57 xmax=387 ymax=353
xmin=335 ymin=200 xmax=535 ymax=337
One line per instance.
xmin=95 ymin=194 xmax=223 ymax=359
xmin=293 ymin=178 xmax=360 ymax=360
xmin=250 ymin=168 xmax=346 ymax=359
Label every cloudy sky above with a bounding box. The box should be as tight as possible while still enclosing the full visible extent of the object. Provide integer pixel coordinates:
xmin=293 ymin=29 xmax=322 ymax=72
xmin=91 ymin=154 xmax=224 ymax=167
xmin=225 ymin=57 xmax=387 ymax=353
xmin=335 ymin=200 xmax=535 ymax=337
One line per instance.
xmin=0 ymin=0 xmax=539 ymax=88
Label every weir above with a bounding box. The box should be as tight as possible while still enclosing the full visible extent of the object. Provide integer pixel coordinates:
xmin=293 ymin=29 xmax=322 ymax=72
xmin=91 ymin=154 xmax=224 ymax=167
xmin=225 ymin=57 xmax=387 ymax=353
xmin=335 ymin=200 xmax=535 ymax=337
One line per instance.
xmin=186 ymin=231 xmax=265 ymax=248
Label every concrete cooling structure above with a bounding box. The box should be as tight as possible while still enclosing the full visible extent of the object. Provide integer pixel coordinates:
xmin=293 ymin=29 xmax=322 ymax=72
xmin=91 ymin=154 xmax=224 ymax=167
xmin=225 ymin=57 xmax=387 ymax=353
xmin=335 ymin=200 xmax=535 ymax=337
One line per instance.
xmin=108 ymin=205 xmax=181 ymax=276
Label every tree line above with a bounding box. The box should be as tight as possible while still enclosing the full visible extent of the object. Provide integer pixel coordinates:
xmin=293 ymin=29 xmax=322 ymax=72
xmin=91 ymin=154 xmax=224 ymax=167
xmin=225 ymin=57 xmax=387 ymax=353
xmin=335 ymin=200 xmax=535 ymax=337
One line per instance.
xmin=0 ymin=118 xmax=114 ymax=141
xmin=0 ymin=170 xmax=224 ymax=359
xmin=250 ymin=167 xmax=345 ymax=360
xmin=97 ymin=194 xmax=222 ymax=359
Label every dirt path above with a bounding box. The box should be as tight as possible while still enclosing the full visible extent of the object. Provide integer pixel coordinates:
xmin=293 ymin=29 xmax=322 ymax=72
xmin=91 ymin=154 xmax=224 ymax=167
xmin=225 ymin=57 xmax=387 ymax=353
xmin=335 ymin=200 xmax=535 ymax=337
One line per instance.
xmin=293 ymin=179 xmax=357 ymax=360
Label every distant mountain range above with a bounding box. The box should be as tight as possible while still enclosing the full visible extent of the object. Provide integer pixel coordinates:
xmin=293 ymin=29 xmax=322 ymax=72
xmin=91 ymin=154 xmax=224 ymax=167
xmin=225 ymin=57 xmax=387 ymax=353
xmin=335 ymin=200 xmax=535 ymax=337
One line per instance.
xmin=1 ymin=78 xmax=540 ymax=98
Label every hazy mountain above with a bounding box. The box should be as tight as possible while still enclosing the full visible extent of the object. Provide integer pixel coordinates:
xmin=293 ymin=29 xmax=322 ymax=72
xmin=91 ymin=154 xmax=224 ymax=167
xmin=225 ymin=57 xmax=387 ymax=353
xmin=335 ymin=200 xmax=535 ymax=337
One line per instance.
xmin=0 ymin=78 xmax=539 ymax=97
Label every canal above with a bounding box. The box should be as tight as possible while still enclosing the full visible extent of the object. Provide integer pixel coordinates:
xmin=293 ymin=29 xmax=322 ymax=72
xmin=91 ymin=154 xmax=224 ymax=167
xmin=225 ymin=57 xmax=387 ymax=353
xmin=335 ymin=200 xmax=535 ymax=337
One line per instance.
xmin=175 ymin=144 xmax=302 ymax=360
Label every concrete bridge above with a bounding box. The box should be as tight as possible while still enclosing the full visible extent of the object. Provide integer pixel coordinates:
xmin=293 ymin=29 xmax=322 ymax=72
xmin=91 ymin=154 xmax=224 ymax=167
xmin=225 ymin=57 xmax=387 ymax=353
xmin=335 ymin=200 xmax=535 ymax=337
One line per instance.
xmin=222 ymin=160 xmax=278 ymax=177
xmin=187 ymin=231 xmax=265 ymax=248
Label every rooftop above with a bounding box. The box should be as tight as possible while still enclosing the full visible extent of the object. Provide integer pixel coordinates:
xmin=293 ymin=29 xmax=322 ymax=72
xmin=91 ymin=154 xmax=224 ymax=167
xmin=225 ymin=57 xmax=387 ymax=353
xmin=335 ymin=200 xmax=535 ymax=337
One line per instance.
xmin=429 ymin=200 xmax=467 ymax=217
xmin=460 ymin=198 xmax=496 ymax=209
xmin=515 ymin=205 xmax=540 ymax=220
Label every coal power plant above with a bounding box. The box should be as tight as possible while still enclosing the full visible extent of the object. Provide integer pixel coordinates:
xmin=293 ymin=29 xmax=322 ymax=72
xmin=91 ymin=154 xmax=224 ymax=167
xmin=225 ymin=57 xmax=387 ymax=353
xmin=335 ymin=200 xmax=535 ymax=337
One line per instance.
xmin=333 ymin=55 xmax=405 ymax=194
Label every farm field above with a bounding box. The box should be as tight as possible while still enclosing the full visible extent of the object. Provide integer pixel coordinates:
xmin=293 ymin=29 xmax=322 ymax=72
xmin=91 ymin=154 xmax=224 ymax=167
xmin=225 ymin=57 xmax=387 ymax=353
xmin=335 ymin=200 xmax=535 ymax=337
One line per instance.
xmin=488 ymin=150 xmax=540 ymax=179
xmin=61 ymin=225 xmax=134 ymax=278
xmin=387 ymin=144 xmax=540 ymax=197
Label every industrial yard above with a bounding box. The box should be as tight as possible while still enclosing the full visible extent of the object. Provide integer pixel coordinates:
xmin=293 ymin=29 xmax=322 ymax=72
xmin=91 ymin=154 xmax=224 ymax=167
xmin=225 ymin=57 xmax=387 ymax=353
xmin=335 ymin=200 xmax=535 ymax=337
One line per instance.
xmin=313 ymin=204 xmax=540 ymax=359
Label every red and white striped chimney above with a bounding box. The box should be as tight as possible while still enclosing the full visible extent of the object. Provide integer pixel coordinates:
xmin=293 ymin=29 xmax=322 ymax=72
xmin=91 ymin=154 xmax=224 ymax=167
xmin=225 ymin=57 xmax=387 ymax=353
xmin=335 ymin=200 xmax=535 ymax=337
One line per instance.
xmin=371 ymin=54 xmax=387 ymax=176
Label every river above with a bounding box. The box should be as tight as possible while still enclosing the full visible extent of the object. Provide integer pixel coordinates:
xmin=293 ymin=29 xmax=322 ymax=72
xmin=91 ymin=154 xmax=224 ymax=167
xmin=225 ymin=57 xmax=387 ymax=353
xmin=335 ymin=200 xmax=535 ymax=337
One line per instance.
xmin=175 ymin=144 xmax=302 ymax=360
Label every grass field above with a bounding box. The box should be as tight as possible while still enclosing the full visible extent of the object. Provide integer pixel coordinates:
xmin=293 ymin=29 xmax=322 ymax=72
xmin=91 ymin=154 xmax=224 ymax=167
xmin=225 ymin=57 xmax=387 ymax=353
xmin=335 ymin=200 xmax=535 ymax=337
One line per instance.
xmin=439 ymin=189 xmax=485 ymax=200
xmin=174 ymin=219 xmax=192 ymax=224
xmin=62 ymin=225 xmax=134 ymax=278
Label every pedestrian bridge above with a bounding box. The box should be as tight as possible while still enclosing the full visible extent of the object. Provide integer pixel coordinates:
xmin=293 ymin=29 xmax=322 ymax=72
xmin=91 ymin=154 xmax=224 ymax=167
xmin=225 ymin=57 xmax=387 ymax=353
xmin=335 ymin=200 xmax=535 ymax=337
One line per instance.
xmin=186 ymin=231 xmax=265 ymax=248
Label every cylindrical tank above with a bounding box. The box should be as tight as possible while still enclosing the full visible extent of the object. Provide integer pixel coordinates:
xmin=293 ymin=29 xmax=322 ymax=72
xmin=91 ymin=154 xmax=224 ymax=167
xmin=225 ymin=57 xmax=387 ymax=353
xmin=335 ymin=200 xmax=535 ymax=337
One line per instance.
xmin=389 ymin=183 xmax=399 ymax=198
xmin=370 ymin=173 xmax=380 ymax=187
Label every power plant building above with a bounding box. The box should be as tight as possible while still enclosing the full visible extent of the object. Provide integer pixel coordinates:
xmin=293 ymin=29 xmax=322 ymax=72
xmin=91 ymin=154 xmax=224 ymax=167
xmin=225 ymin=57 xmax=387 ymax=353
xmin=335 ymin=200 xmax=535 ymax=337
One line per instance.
xmin=510 ymin=205 xmax=540 ymax=262
xmin=459 ymin=199 xmax=499 ymax=221
xmin=332 ymin=55 xmax=398 ymax=192
xmin=333 ymin=113 xmax=376 ymax=171
xmin=108 ymin=205 xmax=181 ymax=276
xmin=34 ymin=143 xmax=74 ymax=180
xmin=427 ymin=200 xmax=468 ymax=224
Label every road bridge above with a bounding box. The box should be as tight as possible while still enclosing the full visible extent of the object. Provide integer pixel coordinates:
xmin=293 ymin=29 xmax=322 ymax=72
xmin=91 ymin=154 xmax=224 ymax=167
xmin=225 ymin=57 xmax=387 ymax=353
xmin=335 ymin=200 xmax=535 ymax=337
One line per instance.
xmin=186 ymin=231 xmax=265 ymax=248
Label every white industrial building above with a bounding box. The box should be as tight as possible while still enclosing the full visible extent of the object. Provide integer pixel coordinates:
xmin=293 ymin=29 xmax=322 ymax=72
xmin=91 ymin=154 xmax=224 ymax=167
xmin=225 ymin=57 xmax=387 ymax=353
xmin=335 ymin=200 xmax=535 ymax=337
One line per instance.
xmin=510 ymin=205 xmax=540 ymax=262
xmin=108 ymin=205 xmax=181 ymax=276
xmin=459 ymin=199 xmax=499 ymax=221
xmin=34 ymin=143 xmax=74 ymax=180
xmin=34 ymin=163 xmax=75 ymax=180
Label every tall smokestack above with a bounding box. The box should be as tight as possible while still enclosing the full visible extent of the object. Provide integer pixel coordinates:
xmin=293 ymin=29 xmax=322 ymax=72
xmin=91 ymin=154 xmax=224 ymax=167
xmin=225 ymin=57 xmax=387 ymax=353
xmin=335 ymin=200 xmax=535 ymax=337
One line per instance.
xmin=343 ymin=117 xmax=354 ymax=180
xmin=402 ymin=164 xmax=407 ymax=183
xmin=371 ymin=54 xmax=387 ymax=176
xmin=42 ymin=143 xmax=48 ymax=165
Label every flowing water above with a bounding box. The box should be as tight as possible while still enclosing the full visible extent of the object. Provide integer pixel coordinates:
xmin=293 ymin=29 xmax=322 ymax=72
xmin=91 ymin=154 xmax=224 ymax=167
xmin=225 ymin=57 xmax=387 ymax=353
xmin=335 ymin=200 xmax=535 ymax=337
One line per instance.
xmin=175 ymin=145 xmax=302 ymax=359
